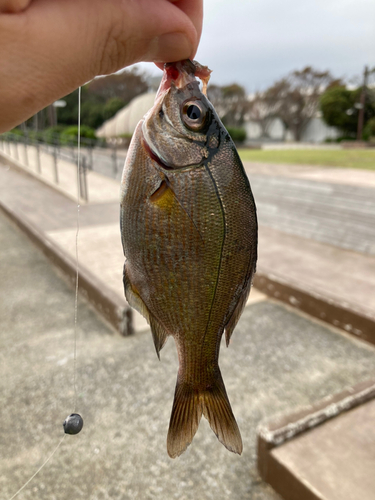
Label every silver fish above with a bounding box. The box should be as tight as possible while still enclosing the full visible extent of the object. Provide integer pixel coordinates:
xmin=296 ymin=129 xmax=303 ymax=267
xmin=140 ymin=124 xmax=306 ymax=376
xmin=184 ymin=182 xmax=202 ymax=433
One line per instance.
xmin=120 ymin=60 xmax=257 ymax=457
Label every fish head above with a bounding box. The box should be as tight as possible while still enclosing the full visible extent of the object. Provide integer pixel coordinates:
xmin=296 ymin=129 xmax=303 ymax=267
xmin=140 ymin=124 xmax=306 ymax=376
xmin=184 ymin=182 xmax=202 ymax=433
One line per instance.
xmin=142 ymin=60 xmax=224 ymax=170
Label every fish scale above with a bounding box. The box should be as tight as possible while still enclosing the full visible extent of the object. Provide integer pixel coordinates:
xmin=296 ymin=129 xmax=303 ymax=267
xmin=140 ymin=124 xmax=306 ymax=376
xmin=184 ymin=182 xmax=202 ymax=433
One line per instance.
xmin=120 ymin=60 xmax=257 ymax=458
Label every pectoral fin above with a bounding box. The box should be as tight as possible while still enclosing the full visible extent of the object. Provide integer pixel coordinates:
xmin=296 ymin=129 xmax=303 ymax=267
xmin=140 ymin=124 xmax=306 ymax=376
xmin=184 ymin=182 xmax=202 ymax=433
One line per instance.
xmin=123 ymin=262 xmax=169 ymax=358
xmin=150 ymin=180 xmax=174 ymax=207
xmin=150 ymin=177 xmax=204 ymax=243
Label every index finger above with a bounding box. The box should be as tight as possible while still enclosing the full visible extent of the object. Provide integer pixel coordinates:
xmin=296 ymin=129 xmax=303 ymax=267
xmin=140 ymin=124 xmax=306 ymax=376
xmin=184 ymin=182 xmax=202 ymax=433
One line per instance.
xmin=154 ymin=0 xmax=203 ymax=70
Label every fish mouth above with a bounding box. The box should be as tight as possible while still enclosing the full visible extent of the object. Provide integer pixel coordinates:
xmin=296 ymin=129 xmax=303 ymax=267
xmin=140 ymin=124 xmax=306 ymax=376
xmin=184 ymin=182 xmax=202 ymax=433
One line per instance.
xmin=156 ymin=60 xmax=212 ymax=98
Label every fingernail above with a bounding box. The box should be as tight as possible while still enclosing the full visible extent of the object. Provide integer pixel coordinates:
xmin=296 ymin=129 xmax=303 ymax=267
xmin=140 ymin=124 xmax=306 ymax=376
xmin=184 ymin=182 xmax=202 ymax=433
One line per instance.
xmin=148 ymin=33 xmax=192 ymax=63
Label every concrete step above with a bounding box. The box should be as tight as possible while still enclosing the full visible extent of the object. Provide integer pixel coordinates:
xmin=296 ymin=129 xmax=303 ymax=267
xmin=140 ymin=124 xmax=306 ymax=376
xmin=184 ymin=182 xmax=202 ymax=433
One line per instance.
xmin=258 ymin=379 xmax=375 ymax=500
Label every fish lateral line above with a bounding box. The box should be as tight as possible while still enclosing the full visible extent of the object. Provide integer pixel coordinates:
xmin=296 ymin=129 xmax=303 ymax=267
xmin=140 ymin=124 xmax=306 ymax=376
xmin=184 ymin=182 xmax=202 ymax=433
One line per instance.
xmin=198 ymin=162 xmax=227 ymax=354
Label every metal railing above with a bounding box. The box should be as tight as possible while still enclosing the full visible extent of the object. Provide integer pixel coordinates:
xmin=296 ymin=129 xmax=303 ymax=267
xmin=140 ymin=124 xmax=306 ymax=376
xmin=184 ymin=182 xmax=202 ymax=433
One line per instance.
xmin=0 ymin=130 xmax=126 ymax=201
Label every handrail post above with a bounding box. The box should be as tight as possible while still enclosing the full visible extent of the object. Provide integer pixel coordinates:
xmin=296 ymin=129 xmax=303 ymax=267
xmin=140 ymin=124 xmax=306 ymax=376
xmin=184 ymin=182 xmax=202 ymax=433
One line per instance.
xmin=53 ymin=140 xmax=58 ymax=183
xmin=14 ymin=135 xmax=19 ymax=161
xmin=81 ymin=156 xmax=88 ymax=202
xmin=24 ymin=131 xmax=29 ymax=166
xmin=89 ymin=141 xmax=94 ymax=171
xmin=112 ymin=143 xmax=118 ymax=176
xmin=36 ymin=141 xmax=41 ymax=174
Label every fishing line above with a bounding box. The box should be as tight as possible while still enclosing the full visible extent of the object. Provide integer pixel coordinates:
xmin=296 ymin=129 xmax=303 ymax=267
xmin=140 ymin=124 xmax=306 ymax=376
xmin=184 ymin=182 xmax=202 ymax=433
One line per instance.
xmin=7 ymin=88 xmax=84 ymax=500
xmin=73 ymin=85 xmax=82 ymax=412
xmin=8 ymin=437 xmax=66 ymax=500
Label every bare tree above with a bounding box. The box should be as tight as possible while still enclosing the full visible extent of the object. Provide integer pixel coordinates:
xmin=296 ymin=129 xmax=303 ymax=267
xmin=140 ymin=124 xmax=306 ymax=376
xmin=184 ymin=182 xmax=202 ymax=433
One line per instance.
xmin=207 ymin=83 xmax=249 ymax=127
xmin=261 ymin=67 xmax=341 ymax=141
xmin=247 ymin=91 xmax=279 ymax=138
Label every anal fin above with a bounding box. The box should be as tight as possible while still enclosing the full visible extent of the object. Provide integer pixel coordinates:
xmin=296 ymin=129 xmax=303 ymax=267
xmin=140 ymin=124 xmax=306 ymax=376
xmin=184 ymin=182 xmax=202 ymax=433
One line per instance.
xmin=123 ymin=262 xmax=169 ymax=358
xmin=224 ymin=278 xmax=252 ymax=347
xmin=123 ymin=262 xmax=150 ymax=321
xmin=149 ymin=315 xmax=168 ymax=360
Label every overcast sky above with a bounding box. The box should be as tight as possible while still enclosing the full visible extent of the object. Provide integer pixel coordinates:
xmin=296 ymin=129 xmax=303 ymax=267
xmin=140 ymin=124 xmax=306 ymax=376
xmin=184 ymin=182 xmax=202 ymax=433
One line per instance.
xmin=135 ymin=0 xmax=375 ymax=92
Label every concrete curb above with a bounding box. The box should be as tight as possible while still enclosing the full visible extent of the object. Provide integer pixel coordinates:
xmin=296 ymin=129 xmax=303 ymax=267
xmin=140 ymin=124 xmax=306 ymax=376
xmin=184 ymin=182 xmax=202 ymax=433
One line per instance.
xmin=257 ymin=378 xmax=375 ymax=500
xmin=0 ymin=201 xmax=133 ymax=336
xmin=253 ymin=273 xmax=375 ymax=346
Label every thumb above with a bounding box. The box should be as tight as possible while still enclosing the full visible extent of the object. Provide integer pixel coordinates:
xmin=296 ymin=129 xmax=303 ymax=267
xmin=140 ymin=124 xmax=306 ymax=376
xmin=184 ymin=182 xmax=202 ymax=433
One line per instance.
xmin=0 ymin=0 xmax=202 ymax=131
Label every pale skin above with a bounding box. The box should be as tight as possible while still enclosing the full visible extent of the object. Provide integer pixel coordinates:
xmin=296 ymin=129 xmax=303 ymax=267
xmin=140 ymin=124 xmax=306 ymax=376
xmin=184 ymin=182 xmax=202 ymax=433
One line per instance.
xmin=0 ymin=0 xmax=203 ymax=132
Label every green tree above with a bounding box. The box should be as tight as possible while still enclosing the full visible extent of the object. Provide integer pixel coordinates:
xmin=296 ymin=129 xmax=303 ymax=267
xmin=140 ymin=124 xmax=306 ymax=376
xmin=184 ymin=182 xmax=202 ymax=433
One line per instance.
xmin=320 ymin=86 xmax=375 ymax=136
xmin=364 ymin=117 xmax=375 ymax=139
xmin=35 ymin=68 xmax=148 ymax=131
xmin=61 ymin=125 xmax=97 ymax=141
xmin=56 ymin=88 xmax=80 ymax=126
xmin=87 ymin=67 xmax=148 ymax=103
xmin=103 ymin=97 xmax=126 ymax=120
xmin=80 ymin=101 xmax=105 ymax=129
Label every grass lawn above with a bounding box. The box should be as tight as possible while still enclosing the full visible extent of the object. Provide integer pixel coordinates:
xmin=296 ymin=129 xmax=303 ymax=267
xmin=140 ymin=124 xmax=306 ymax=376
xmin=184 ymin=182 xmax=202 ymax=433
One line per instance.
xmin=238 ymin=148 xmax=375 ymax=170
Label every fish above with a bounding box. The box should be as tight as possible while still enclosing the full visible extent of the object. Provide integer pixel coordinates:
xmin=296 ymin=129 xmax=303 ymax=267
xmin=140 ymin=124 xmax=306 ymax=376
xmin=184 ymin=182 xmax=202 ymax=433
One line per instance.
xmin=120 ymin=60 xmax=257 ymax=458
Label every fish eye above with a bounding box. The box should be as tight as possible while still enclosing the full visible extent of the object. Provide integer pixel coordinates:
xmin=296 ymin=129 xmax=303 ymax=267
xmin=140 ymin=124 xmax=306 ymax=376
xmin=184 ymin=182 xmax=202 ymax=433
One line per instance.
xmin=187 ymin=105 xmax=201 ymax=120
xmin=182 ymin=101 xmax=207 ymax=131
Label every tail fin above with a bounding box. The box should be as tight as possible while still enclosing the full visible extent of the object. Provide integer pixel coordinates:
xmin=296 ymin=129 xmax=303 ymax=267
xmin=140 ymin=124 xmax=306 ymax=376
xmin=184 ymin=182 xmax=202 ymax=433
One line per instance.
xmin=167 ymin=373 xmax=243 ymax=458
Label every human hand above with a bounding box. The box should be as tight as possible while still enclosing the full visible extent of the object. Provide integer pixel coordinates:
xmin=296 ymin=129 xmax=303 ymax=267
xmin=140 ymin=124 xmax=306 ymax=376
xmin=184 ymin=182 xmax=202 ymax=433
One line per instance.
xmin=0 ymin=0 xmax=203 ymax=132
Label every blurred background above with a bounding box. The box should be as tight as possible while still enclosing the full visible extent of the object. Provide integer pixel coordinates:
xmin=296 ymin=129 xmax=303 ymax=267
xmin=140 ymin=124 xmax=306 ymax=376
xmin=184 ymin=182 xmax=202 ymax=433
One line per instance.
xmin=1 ymin=1 xmax=375 ymax=499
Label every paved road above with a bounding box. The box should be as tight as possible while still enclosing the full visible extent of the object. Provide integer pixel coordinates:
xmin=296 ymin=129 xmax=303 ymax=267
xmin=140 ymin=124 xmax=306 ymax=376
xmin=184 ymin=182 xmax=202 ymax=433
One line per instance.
xmin=249 ymin=174 xmax=375 ymax=256
xmin=88 ymin=149 xmax=375 ymax=256
xmin=2 ymin=209 xmax=375 ymax=500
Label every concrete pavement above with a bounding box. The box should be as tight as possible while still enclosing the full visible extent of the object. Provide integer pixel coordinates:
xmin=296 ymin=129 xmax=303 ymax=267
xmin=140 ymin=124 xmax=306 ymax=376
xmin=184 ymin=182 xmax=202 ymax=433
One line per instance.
xmin=2 ymin=210 xmax=375 ymax=500
xmin=1 ymin=145 xmax=375 ymax=499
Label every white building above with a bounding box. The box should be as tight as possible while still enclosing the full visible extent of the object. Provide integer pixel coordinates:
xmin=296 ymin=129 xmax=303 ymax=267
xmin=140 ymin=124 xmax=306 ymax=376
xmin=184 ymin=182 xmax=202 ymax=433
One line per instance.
xmin=97 ymin=92 xmax=340 ymax=144
xmin=96 ymin=92 xmax=156 ymax=139
xmin=244 ymin=114 xmax=340 ymax=144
